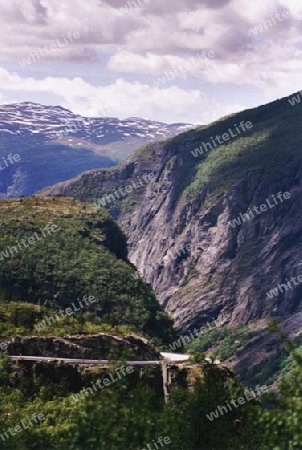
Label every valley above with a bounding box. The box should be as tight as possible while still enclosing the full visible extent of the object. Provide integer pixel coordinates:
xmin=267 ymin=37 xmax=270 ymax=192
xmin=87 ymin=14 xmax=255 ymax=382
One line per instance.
xmin=0 ymin=95 xmax=301 ymax=450
xmin=42 ymin=93 xmax=302 ymax=388
xmin=1 ymin=0 xmax=301 ymax=447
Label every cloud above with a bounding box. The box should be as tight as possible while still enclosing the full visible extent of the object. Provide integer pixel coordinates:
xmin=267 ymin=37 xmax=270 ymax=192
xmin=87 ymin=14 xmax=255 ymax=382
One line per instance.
xmin=32 ymin=0 xmax=48 ymax=24
xmin=1 ymin=0 xmax=300 ymax=60
xmin=196 ymin=0 xmax=231 ymax=8
xmin=0 ymin=0 xmax=301 ymax=123
xmin=0 ymin=66 xmax=243 ymax=123
xmin=107 ymin=51 xmax=215 ymax=75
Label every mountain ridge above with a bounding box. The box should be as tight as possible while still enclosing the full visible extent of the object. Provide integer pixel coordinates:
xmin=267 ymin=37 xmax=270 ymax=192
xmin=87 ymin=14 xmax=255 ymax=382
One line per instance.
xmin=0 ymin=102 xmax=193 ymax=198
xmin=0 ymin=101 xmax=193 ymax=144
xmin=41 ymin=92 xmax=302 ymax=384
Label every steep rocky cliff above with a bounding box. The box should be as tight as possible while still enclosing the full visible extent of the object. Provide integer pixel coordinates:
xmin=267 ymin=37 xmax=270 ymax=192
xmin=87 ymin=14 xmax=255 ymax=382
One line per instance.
xmin=42 ymin=94 xmax=302 ymax=383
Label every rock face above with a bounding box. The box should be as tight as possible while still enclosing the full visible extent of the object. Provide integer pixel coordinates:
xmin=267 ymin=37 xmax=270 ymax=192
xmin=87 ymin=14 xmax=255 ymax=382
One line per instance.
xmin=40 ymin=94 xmax=302 ymax=384
xmin=42 ymin=94 xmax=302 ymax=382
xmin=6 ymin=333 xmax=160 ymax=361
xmin=120 ymin=161 xmax=302 ymax=334
xmin=6 ymin=333 xmax=162 ymax=395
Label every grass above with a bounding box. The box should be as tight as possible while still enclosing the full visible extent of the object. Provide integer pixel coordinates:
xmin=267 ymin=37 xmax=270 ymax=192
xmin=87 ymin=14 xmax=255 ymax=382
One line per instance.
xmin=187 ymin=325 xmax=256 ymax=361
xmin=0 ymin=301 xmax=135 ymax=339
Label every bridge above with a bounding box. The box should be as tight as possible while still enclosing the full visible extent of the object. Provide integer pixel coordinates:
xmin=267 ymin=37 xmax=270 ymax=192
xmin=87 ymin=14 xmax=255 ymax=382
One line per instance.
xmin=9 ymin=352 xmax=194 ymax=402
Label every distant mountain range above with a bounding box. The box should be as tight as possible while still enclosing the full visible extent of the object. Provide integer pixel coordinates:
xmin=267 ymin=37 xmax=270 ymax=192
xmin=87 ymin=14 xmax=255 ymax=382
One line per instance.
xmin=0 ymin=102 xmax=193 ymax=197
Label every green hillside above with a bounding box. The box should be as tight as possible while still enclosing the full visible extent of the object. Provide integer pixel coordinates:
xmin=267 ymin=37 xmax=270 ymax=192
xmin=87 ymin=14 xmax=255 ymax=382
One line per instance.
xmin=0 ymin=197 xmax=174 ymax=345
xmin=41 ymin=94 xmax=302 ymax=216
xmin=155 ymin=94 xmax=301 ymax=206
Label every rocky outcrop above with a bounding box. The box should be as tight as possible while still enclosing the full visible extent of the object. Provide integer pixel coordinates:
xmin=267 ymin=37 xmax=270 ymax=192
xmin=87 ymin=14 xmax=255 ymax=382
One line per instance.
xmin=5 ymin=333 xmax=161 ymax=395
xmin=6 ymin=333 xmax=160 ymax=361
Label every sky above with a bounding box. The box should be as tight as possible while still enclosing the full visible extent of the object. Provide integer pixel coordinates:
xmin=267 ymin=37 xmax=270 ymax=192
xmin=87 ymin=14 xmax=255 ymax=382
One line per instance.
xmin=0 ymin=0 xmax=301 ymax=124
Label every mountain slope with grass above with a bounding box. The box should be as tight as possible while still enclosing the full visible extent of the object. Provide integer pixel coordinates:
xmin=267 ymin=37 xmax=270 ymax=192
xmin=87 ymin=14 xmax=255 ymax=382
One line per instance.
xmin=0 ymin=197 xmax=174 ymax=346
xmin=41 ymin=93 xmax=302 ymax=385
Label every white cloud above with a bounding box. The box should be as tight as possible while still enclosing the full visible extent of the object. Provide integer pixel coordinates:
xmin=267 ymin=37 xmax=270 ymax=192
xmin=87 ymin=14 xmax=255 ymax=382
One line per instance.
xmin=107 ymin=51 xmax=215 ymax=76
xmin=0 ymin=66 xmax=239 ymax=123
xmin=1 ymin=0 xmax=300 ymax=59
xmin=0 ymin=0 xmax=301 ymax=122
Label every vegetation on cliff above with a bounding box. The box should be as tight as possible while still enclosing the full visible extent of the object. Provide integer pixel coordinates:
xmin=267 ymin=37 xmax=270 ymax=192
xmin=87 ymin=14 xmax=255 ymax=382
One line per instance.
xmin=0 ymin=196 xmax=300 ymax=449
xmin=0 ymin=197 xmax=174 ymax=345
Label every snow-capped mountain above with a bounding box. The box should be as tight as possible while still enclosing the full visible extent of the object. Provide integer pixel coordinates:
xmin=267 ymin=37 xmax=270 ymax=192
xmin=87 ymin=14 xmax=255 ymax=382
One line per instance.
xmin=0 ymin=102 xmax=192 ymax=145
xmin=0 ymin=102 xmax=194 ymax=198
